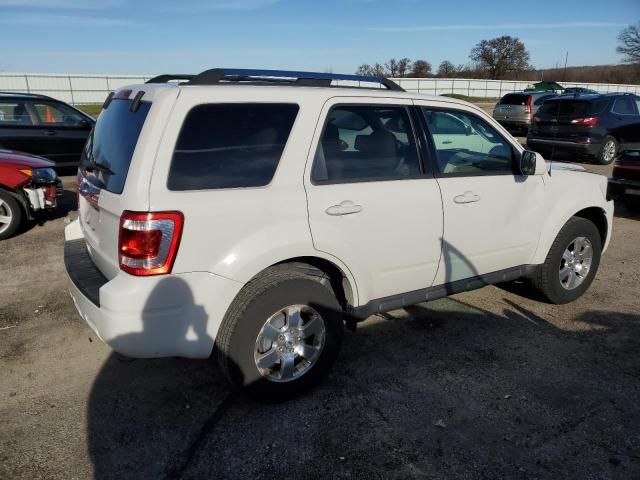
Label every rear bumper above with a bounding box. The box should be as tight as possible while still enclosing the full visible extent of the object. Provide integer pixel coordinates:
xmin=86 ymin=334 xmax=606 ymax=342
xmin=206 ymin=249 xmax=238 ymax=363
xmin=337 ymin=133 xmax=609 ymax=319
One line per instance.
xmin=608 ymin=176 xmax=640 ymax=193
xmin=526 ymin=138 xmax=601 ymax=157
xmin=64 ymin=219 xmax=243 ymax=359
xmin=496 ymin=119 xmax=531 ymax=129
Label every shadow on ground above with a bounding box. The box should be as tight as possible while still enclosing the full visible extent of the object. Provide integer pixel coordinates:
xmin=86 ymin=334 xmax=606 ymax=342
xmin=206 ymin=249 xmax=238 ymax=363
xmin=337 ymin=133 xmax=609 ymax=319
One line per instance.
xmin=87 ymin=296 xmax=640 ymax=480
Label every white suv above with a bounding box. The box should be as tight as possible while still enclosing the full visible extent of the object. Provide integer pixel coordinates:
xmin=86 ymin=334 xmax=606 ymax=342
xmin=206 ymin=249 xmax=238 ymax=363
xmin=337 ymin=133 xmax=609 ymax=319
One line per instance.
xmin=65 ymin=69 xmax=614 ymax=402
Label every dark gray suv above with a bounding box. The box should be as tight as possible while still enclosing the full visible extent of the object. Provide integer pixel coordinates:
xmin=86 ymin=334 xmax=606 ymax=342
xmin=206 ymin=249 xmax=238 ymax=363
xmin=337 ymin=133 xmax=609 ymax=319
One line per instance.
xmin=493 ymin=92 xmax=558 ymax=134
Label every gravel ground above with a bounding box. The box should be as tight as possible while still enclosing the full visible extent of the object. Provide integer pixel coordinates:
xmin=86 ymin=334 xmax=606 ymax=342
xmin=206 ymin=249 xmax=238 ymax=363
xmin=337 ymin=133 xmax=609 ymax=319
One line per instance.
xmin=1 ymin=167 xmax=639 ymax=479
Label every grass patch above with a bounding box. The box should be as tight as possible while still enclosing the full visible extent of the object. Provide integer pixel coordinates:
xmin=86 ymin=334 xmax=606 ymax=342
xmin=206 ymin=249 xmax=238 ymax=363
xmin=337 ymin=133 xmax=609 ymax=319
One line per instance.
xmin=74 ymin=104 xmax=102 ymax=117
xmin=441 ymin=93 xmax=499 ymax=103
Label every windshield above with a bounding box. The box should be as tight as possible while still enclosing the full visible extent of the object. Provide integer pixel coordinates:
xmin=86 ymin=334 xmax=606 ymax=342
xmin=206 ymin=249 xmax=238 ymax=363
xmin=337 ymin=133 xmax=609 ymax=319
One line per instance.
xmin=537 ymin=100 xmax=591 ymax=117
xmin=499 ymin=94 xmax=529 ymax=105
xmin=80 ymin=98 xmax=151 ymax=194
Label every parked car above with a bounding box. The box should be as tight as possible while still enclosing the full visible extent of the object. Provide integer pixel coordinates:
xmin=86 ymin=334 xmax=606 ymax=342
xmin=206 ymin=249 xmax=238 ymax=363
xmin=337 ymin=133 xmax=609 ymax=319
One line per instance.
xmin=609 ymin=150 xmax=640 ymax=198
xmin=527 ymin=93 xmax=640 ymax=164
xmin=492 ymin=91 xmax=558 ymax=133
xmin=563 ymin=87 xmax=599 ymax=95
xmin=0 ymin=149 xmax=62 ymax=240
xmin=65 ymin=69 xmax=613 ymax=402
xmin=0 ymin=92 xmax=95 ymax=168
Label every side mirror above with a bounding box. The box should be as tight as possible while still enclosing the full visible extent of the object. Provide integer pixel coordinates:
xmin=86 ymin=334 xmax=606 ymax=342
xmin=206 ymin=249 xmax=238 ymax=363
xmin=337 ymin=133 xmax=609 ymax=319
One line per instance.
xmin=520 ymin=150 xmax=546 ymax=175
xmin=79 ymin=118 xmax=93 ymax=129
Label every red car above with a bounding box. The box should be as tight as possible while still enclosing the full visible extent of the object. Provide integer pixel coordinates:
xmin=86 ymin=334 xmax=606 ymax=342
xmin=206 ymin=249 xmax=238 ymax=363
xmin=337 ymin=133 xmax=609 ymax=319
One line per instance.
xmin=0 ymin=149 xmax=62 ymax=240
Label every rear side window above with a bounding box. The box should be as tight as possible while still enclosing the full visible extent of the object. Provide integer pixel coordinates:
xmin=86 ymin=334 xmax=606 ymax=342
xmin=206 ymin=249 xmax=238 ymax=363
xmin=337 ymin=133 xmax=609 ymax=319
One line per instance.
xmin=499 ymin=94 xmax=529 ymax=105
xmin=168 ymin=103 xmax=299 ymax=191
xmin=0 ymin=101 xmax=33 ymax=125
xmin=80 ymin=98 xmax=151 ymax=194
xmin=537 ymin=100 xmax=591 ymax=117
xmin=612 ymin=97 xmax=637 ymax=115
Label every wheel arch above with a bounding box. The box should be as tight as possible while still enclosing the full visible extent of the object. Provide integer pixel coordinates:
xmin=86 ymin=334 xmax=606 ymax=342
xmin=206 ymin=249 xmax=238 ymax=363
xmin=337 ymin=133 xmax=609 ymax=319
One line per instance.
xmin=531 ymin=203 xmax=609 ymax=265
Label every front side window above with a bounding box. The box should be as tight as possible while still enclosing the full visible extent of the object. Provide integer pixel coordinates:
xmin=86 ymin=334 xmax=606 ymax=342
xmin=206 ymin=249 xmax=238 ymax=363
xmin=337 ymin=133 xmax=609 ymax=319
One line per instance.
xmin=168 ymin=103 xmax=299 ymax=191
xmin=0 ymin=101 xmax=33 ymax=125
xmin=423 ymin=109 xmax=515 ymax=176
xmin=32 ymin=102 xmax=86 ymax=126
xmin=311 ymin=105 xmax=421 ymax=183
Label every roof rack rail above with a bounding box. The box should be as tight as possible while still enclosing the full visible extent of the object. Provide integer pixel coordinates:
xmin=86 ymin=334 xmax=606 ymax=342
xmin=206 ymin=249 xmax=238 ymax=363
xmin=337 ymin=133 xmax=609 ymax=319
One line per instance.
xmin=147 ymin=68 xmax=404 ymax=91
xmin=145 ymin=74 xmax=195 ymax=84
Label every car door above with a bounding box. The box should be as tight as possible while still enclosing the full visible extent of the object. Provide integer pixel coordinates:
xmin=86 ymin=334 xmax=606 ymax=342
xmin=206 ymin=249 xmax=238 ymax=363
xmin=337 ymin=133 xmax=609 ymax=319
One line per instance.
xmin=610 ymin=96 xmax=640 ymax=151
xmin=417 ymin=102 xmax=546 ymax=284
xmin=304 ymin=98 xmax=443 ymax=306
xmin=28 ymin=101 xmax=93 ymax=167
xmin=0 ymin=100 xmax=48 ymax=155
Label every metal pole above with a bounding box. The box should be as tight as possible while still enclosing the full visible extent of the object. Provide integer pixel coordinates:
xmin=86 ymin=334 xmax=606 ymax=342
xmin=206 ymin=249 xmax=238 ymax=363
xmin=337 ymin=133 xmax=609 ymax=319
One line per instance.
xmin=68 ymin=75 xmax=75 ymax=104
xmin=24 ymin=74 xmax=30 ymax=93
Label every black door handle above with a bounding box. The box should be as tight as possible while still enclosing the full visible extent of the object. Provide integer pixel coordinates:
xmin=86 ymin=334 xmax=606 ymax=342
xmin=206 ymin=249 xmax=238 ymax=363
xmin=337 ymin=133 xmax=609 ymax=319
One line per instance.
xmin=44 ymin=130 xmax=56 ymax=136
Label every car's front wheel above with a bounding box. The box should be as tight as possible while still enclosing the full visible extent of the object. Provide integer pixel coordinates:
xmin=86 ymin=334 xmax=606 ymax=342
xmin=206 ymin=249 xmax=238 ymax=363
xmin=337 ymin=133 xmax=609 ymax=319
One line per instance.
xmin=215 ymin=265 xmax=344 ymax=402
xmin=0 ymin=189 xmax=22 ymax=241
xmin=532 ymin=217 xmax=602 ymax=304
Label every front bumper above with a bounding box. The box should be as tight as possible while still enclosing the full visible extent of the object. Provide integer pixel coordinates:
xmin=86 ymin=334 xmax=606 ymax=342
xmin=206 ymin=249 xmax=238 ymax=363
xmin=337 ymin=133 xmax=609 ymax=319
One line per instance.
xmin=64 ymin=219 xmax=243 ymax=359
xmin=527 ymin=138 xmax=601 ymax=157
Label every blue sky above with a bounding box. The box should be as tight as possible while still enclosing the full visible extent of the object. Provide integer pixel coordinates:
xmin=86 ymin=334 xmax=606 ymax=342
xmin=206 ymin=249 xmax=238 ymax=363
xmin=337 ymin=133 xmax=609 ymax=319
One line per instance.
xmin=0 ymin=0 xmax=638 ymax=74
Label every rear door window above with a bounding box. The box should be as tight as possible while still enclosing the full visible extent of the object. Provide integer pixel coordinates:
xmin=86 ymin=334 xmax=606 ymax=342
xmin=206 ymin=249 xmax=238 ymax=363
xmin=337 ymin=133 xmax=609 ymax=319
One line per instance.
xmin=80 ymin=98 xmax=151 ymax=194
xmin=32 ymin=102 xmax=87 ymax=127
xmin=0 ymin=101 xmax=34 ymax=125
xmin=168 ymin=103 xmax=299 ymax=191
xmin=499 ymin=94 xmax=529 ymax=105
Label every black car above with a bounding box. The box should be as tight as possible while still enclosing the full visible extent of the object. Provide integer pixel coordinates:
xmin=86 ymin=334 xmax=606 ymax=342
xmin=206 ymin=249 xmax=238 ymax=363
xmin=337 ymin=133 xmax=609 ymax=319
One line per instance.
xmin=0 ymin=92 xmax=95 ymax=168
xmin=527 ymin=93 xmax=640 ymax=165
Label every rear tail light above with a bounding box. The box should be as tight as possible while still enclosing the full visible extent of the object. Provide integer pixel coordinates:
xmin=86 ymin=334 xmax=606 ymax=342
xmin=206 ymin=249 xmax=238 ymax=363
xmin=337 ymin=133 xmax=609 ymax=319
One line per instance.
xmin=570 ymin=117 xmax=599 ymax=126
xmin=118 ymin=211 xmax=184 ymax=276
xmin=524 ymin=96 xmax=532 ymax=114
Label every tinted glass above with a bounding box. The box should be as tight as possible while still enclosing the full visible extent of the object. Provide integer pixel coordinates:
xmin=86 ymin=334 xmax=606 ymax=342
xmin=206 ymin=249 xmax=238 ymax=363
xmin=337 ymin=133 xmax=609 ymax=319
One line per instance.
xmin=612 ymin=97 xmax=637 ymax=115
xmin=80 ymin=99 xmax=151 ymax=194
xmin=168 ymin=104 xmax=298 ymax=191
xmin=537 ymin=100 xmax=590 ymax=117
xmin=499 ymin=94 xmax=529 ymax=105
xmin=33 ymin=102 xmax=86 ymax=126
xmin=423 ymin=109 xmax=514 ymax=176
xmin=0 ymin=101 xmax=33 ymax=125
xmin=533 ymin=94 xmax=556 ymax=106
xmin=311 ymin=105 xmax=421 ymax=183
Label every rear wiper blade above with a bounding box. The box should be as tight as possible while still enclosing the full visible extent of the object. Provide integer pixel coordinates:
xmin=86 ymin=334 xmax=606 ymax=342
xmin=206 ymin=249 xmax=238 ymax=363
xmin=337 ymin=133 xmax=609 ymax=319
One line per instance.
xmin=86 ymin=161 xmax=114 ymax=175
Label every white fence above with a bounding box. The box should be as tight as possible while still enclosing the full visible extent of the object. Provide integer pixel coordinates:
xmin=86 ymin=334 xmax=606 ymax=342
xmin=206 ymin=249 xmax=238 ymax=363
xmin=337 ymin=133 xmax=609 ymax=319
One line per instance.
xmin=0 ymin=73 xmax=639 ymax=104
xmin=392 ymin=77 xmax=640 ymax=98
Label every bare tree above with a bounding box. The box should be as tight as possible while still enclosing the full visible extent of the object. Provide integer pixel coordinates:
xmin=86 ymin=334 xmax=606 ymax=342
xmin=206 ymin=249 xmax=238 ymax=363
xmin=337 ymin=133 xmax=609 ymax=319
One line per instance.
xmin=371 ymin=63 xmax=387 ymax=77
xmin=437 ymin=60 xmax=456 ymax=77
xmin=396 ymin=57 xmax=412 ymax=77
xmin=411 ymin=60 xmax=432 ymax=77
xmin=385 ymin=58 xmax=399 ymax=77
xmin=469 ymin=36 xmax=532 ymax=79
xmin=617 ymin=23 xmax=640 ymax=64
xmin=356 ymin=64 xmax=375 ymax=76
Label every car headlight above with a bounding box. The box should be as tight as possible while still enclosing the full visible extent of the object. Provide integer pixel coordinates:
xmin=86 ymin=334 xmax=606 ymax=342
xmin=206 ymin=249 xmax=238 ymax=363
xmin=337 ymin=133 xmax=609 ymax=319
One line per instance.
xmin=31 ymin=167 xmax=58 ymax=184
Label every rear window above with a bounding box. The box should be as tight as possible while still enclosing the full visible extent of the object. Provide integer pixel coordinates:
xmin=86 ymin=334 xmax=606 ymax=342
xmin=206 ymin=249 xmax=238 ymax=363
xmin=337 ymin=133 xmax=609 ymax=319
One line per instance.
xmin=168 ymin=103 xmax=299 ymax=191
xmin=80 ymin=98 xmax=151 ymax=194
xmin=499 ymin=94 xmax=529 ymax=105
xmin=537 ymin=100 xmax=591 ymax=117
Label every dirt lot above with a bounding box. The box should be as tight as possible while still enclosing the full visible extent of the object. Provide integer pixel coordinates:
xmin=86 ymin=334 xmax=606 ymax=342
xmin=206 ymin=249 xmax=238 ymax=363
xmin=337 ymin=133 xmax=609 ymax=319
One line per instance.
xmin=1 ymin=168 xmax=640 ymax=479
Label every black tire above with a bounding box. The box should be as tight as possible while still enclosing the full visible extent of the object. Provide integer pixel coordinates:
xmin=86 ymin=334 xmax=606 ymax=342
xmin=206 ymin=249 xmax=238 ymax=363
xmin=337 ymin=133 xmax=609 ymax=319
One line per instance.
xmin=532 ymin=217 xmax=602 ymax=304
xmin=597 ymin=135 xmax=618 ymax=165
xmin=215 ymin=265 xmax=344 ymax=403
xmin=0 ymin=189 xmax=22 ymax=241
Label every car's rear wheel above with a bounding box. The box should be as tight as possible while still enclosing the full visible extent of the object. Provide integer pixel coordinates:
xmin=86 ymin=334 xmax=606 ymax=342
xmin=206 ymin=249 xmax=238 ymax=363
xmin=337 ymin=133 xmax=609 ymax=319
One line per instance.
xmin=597 ymin=135 xmax=617 ymax=165
xmin=0 ymin=190 xmax=22 ymax=240
xmin=215 ymin=265 xmax=344 ymax=403
xmin=532 ymin=217 xmax=602 ymax=304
